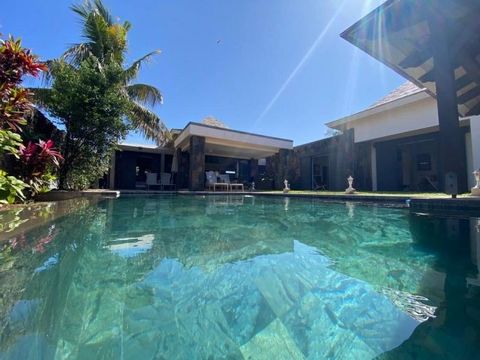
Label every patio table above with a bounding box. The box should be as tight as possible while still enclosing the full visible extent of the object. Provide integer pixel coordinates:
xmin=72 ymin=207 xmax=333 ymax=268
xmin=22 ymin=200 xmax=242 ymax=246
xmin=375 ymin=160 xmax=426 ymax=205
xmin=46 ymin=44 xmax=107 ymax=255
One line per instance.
xmin=213 ymin=183 xmax=229 ymax=192
xmin=230 ymin=183 xmax=244 ymax=192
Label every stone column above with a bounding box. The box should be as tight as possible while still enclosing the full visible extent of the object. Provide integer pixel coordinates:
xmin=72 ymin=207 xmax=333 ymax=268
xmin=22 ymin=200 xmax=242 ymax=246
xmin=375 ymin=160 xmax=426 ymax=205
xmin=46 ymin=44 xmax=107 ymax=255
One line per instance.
xmin=277 ymin=149 xmax=289 ymax=190
xmin=176 ymin=148 xmax=188 ymax=189
xmin=161 ymin=153 xmax=165 ymax=174
xmin=249 ymin=159 xmax=258 ymax=181
xmin=109 ymin=152 xmax=116 ymax=189
xmin=430 ymin=12 xmax=467 ymax=193
xmin=371 ymin=143 xmax=377 ymax=191
xmin=189 ymin=136 xmax=206 ymax=190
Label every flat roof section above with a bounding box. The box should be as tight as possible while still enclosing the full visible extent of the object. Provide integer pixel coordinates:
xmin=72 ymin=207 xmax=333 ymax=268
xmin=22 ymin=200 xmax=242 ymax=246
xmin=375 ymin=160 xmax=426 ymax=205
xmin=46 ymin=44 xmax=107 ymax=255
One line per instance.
xmin=174 ymin=122 xmax=293 ymax=159
xmin=117 ymin=143 xmax=174 ymax=154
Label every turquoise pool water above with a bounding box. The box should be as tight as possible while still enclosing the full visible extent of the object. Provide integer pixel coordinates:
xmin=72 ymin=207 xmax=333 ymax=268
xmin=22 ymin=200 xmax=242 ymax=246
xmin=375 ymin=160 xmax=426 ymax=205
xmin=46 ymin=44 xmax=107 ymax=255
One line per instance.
xmin=0 ymin=195 xmax=479 ymax=359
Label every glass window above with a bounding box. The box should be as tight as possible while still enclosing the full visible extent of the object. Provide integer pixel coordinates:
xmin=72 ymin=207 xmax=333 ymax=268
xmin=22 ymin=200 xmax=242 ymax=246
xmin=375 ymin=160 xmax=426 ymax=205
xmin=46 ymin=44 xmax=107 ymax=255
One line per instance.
xmin=416 ymin=153 xmax=431 ymax=171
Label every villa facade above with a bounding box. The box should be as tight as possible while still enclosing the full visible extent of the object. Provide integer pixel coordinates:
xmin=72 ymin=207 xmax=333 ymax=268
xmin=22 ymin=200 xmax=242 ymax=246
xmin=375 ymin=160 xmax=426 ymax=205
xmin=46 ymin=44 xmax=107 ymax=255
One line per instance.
xmin=107 ymin=82 xmax=480 ymax=193
xmin=290 ymin=82 xmax=479 ymax=193
xmin=108 ymin=0 xmax=480 ymax=194
xmin=107 ymin=122 xmax=293 ymax=191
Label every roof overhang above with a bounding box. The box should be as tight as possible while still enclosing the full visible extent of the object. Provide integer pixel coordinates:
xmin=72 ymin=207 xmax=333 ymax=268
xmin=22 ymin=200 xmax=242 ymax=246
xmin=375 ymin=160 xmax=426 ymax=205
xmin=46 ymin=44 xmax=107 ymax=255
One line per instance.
xmin=173 ymin=122 xmax=293 ymax=159
xmin=341 ymin=0 xmax=480 ymax=117
xmin=118 ymin=143 xmax=174 ymax=154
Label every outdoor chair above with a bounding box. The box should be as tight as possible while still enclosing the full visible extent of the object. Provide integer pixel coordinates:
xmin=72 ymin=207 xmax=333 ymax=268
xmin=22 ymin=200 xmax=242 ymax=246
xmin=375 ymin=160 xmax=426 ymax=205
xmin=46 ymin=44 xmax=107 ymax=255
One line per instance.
xmin=205 ymin=171 xmax=216 ymax=190
xmin=146 ymin=172 xmax=160 ymax=190
xmin=214 ymin=174 xmax=230 ymax=192
xmin=160 ymin=173 xmax=176 ymax=190
xmin=313 ymin=178 xmax=327 ymax=191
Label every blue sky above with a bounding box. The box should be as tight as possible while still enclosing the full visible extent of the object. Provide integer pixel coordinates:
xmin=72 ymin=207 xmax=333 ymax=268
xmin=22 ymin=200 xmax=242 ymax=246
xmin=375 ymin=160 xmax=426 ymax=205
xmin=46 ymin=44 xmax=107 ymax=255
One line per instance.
xmin=1 ymin=0 xmax=404 ymax=146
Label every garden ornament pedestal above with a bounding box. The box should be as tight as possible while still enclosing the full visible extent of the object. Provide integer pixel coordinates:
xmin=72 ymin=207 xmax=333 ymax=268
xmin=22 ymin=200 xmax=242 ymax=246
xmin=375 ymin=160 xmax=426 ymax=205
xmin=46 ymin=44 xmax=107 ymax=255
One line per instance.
xmin=283 ymin=179 xmax=290 ymax=194
xmin=471 ymin=170 xmax=480 ymax=196
xmin=345 ymin=176 xmax=356 ymax=194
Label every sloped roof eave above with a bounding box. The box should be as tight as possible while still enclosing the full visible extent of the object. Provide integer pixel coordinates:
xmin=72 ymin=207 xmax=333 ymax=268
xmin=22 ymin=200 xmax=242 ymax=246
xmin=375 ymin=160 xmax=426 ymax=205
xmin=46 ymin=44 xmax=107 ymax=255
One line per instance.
xmin=326 ymin=88 xmax=431 ymax=129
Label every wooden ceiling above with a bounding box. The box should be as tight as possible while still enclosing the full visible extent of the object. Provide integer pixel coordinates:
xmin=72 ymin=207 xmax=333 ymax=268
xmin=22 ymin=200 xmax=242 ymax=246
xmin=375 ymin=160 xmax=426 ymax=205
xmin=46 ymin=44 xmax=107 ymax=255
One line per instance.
xmin=341 ymin=0 xmax=480 ymax=116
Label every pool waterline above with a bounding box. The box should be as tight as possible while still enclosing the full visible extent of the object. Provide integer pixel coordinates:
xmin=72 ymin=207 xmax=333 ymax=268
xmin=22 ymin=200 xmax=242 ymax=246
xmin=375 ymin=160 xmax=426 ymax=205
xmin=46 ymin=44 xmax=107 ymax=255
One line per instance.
xmin=0 ymin=195 xmax=479 ymax=359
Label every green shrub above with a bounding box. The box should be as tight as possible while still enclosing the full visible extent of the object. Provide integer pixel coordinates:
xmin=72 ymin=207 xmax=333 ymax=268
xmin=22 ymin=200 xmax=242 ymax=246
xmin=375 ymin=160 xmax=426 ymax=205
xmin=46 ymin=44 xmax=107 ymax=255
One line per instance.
xmin=0 ymin=170 xmax=28 ymax=204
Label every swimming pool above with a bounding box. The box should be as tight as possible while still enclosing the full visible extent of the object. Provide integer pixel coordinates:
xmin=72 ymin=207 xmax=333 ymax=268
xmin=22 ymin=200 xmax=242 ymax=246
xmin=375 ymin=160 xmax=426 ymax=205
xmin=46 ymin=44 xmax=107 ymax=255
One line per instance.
xmin=0 ymin=195 xmax=479 ymax=359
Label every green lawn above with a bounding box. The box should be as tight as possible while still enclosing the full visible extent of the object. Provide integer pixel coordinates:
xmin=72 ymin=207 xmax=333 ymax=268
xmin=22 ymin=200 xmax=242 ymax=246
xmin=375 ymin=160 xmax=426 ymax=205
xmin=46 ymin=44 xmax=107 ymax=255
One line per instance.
xmin=258 ymin=190 xmax=471 ymax=199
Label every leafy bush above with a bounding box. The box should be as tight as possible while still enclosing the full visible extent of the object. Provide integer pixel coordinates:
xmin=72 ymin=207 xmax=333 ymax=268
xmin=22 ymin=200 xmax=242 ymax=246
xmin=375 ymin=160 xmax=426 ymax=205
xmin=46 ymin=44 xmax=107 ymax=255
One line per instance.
xmin=0 ymin=130 xmax=22 ymax=157
xmin=0 ymin=36 xmax=59 ymax=204
xmin=0 ymin=170 xmax=28 ymax=204
xmin=39 ymin=60 xmax=129 ymax=189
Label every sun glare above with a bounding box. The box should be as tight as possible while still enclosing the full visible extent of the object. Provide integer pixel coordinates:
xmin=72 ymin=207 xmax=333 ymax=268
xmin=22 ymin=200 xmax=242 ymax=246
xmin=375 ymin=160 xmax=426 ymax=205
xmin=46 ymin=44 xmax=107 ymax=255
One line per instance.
xmin=254 ymin=0 xmax=348 ymax=127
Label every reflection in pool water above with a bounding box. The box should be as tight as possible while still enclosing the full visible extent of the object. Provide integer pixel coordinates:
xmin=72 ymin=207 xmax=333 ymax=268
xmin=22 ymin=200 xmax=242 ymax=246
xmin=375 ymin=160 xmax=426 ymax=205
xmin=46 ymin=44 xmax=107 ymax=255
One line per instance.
xmin=0 ymin=195 xmax=479 ymax=359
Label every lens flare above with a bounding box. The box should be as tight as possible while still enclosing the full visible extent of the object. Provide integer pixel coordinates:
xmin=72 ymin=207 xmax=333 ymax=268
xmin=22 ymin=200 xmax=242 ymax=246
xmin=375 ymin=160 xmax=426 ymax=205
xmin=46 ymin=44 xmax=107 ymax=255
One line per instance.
xmin=254 ymin=0 xmax=348 ymax=126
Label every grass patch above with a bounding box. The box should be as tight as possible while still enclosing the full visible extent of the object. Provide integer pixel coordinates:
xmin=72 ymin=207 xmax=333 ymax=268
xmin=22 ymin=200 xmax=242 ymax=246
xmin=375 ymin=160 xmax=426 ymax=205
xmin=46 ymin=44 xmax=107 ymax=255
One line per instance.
xmin=258 ymin=190 xmax=470 ymax=199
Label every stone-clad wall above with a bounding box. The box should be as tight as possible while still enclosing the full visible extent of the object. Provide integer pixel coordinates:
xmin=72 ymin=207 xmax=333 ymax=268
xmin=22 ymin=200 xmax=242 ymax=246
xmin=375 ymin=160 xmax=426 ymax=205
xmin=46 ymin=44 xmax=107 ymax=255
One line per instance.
xmin=189 ymin=136 xmax=206 ymax=190
xmin=266 ymin=129 xmax=355 ymax=191
xmin=266 ymin=149 xmax=298 ymax=190
xmin=176 ymin=148 xmax=190 ymax=189
xmin=353 ymin=142 xmax=372 ymax=191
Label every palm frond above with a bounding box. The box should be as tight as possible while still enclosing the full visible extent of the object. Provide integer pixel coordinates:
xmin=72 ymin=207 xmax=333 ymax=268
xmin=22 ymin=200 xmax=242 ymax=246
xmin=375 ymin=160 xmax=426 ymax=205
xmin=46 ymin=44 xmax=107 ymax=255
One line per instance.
xmin=128 ymin=102 xmax=168 ymax=145
xmin=123 ymin=50 xmax=161 ymax=84
xmin=93 ymin=0 xmax=114 ymax=25
xmin=39 ymin=59 xmax=58 ymax=85
xmin=63 ymin=43 xmax=94 ymax=65
xmin=126 ymin=84 xmax=163 ymax=107
xmin=69 ymin=0 xmax=115 ymax=63
xmin=28 ymin=88 xmax=53 ymax=109
xmin=123 ymin=21 xmax=132 ymax=32
xmin=71 ymin=1 xmax=92 ymax=20
xmin=37 ymin=59 xmax=77 ymax=87
xmin=83 ymin=12 xmax=109 ymax=60
xmin=71 ymin=0 xmax=113 ymax=24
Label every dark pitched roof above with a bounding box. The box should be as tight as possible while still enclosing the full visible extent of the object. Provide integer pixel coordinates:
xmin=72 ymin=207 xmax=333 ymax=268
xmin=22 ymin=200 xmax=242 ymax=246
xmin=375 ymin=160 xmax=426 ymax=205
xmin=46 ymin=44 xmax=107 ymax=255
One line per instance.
xmin=369 ymin=82 xmax=426 ymax=109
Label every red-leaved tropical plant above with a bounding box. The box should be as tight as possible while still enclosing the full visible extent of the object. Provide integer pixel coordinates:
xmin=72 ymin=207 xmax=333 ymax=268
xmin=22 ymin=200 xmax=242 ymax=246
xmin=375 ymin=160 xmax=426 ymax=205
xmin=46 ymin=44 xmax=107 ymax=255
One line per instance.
xmin=1 ymin=35 xmax=62 ymax=203
xmin=18 ymin=139 xmax=63 ymax=195
xmin=19 ymin=140 xmax=62 ymax=175
xmin=0 ymin=36 xmax=47 ymax=131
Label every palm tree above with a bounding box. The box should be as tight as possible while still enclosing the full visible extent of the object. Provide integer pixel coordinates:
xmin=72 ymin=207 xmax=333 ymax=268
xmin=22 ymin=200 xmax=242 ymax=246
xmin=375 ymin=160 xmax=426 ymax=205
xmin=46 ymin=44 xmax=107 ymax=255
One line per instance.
xmin=38 ymin=0 xmax=168 ymax=144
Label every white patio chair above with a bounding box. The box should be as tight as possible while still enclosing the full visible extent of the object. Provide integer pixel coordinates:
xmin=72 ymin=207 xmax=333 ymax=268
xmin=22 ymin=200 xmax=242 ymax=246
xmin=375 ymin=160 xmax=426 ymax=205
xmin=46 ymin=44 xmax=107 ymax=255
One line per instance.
xmin=214 ymin=174 xmax=231 ymax=192
xmin=146 ymin=172 xmax=160 ymax=190
xmin=160 ymin=173 xmax=175 ymax=190
xmin=205 ymin=171 xmax=216 ymax=190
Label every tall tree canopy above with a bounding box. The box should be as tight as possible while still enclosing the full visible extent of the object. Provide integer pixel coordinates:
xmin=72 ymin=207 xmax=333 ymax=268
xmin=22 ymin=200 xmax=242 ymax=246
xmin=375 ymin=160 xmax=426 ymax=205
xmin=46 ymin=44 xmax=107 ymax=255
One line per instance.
xmin=37 ymin=0 xmax=167 ymax=144
xmin=30 ymin=0 xmax=169 ymax=189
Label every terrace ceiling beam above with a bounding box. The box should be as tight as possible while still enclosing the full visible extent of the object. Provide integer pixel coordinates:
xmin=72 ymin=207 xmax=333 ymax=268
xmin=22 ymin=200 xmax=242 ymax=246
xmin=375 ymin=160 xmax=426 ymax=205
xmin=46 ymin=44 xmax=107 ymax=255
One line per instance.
xmin=419 ymin=72 xmax=475 ymax=93
xmin=399 ymin=49 xmax=431 ymax=69
xmin=466 ymin=101 xmax=480 ymax=117
xmin=458 ymin=86 xmax=480 ymax=104
xmin=459 ymin=50 xmax=480 ymax=84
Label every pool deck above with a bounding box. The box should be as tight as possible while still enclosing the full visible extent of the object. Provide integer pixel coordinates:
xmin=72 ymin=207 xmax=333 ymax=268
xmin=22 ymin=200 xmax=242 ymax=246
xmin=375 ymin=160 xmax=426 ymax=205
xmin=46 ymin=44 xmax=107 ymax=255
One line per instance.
xmin=32 ymin=189 xmax=480 ymax=214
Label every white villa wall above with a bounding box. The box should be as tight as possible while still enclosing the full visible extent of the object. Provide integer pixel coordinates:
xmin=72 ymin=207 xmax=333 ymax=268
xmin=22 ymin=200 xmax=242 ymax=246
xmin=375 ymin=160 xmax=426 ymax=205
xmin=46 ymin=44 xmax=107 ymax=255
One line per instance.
xmin=469 ymin=116 xmax=480 ymax=188
xmin=347 ymin=97 xmax=439 ymax=143
xmin=466 ymin=132 xmax=473 ymax=188
xmin=337 ymin=96 xmax=480 ymax=192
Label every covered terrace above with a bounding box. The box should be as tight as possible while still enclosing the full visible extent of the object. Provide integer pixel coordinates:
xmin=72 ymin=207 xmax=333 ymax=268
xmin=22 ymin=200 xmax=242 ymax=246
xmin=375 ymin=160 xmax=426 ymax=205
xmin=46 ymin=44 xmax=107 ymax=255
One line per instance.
xmin=173 ymin=122 xmax=293 ymax=190
xmin=341 ymin=0 xmax=480 ymax=194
